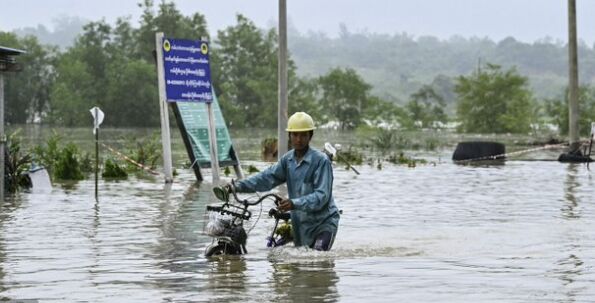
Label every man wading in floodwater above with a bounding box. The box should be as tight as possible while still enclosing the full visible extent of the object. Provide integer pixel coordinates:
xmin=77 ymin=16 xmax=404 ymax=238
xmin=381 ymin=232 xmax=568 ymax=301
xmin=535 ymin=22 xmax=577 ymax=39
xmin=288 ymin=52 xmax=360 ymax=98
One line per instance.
xmin=227 ymin=112 xmax=340 ymax=251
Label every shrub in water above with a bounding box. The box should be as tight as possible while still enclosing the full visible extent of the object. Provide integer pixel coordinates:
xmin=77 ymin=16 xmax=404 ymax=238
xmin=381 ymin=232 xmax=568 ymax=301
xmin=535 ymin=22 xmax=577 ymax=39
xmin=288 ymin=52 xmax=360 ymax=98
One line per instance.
xmin=261 ymin=137 xmax=278 ymax=161
xmin=79 ymin=152 xmax=94 ymax=173
xmin=32 ymin=131 xmax=61 ymax=174
xmin=102 ymin=158 xmax=128 ymax=179
xmin=337 ymin=146 xmax=363 ymax=166
xmin=5 ymin=130 xmax=33 ymax=192
xmin=33 ymin=132 xmax=85 ymax=180
xmin=247 ymin=165 xmax=260 ymax=174
xmin=126 ymin=133 xmax=161 ymax=171
xmin=53 ymin=143 xmax=84 ymax=180
xmin=387 ymin=152 xmax=428 ymax=166
xmin=368 ymin=128 xmax=410 ymax=154
xmin=424 ymin=137 xmax=439 ymax=151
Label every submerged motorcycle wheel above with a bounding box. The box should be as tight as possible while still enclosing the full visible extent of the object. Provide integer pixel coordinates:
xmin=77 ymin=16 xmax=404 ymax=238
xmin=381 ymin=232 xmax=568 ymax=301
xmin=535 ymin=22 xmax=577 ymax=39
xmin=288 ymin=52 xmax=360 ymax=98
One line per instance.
xmin=205 ymin=242 xmax=242 ymax=257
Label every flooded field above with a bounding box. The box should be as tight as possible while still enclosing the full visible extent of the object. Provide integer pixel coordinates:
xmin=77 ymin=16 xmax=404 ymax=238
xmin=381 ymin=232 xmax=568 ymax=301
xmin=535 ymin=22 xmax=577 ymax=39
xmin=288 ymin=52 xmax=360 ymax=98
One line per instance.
xmin=0 ymin=127 xmax=594 ymax=302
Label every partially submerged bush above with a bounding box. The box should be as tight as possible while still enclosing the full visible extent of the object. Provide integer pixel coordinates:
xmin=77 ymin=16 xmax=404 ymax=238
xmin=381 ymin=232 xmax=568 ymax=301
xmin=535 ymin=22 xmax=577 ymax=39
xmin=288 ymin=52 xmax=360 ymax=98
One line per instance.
xmin=247 ymin=165 xmax=260 ymax=174
xmin=261 ymin=137 xmax=278 ymax=161
xmin=80 ymin=152 xmax=94 ymax=173
xmin=424 ymin=137 xmax=439 ymax=151
xmin=337 ymin=146 xmax=363 ymax=167
xmin=102 ymin=158 xmax=128 ymax=179
xmin=368 ymin=128 xmax=410 ymax=154
xmin=53 ymin=143 xmax=84 ymax=180
xmin=126 ymin=132 xmax=161 ymax=171
xmin=5 ymin=130 xmax=33 ymax=192
xmin=386 ymin=152 xmax=428 ymax=167
xmin=32 ymin=131 xmax=61 ymax=173
xmin=33 ymin=132 xmax=85 ymax=180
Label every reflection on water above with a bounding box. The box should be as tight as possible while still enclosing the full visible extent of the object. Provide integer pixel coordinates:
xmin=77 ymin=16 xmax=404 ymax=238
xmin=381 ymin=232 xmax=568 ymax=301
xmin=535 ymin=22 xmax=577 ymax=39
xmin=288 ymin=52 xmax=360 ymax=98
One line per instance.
xmin=0 ymin=145 xmax=594 ymax=301
xmin=0 ymin=198 xmax=13 ymax=294
xmin=562 ymin=164 xmax=581 ymax=219
xmin=270 ymin=260 xmax=339 ymax=302
xmin=556 ymin=254 xmax=583 ymax=285
xmin=549 ymin=163 xmax=589 ymax=303
xmin=205 ymin=257 xmax=248 ymax=298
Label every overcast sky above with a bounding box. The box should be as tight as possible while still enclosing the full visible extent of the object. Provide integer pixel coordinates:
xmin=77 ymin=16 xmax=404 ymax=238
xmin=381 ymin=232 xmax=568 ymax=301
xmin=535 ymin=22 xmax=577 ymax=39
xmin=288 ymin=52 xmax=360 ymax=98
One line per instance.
xmin=1 ymin=0 xmax=595 ymax=45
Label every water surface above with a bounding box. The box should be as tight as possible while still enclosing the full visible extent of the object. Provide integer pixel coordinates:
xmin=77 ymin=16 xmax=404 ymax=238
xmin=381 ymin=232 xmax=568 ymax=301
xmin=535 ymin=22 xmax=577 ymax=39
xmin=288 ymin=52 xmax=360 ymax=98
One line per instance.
xmin=1 ymin=128 xmax=594 ymax=302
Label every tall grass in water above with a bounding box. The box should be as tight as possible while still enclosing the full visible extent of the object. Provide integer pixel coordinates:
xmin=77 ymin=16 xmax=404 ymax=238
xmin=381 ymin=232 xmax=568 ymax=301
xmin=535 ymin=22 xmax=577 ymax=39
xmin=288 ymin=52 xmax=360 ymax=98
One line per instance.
xmin=5 ymin=130 xmax=33 ymax=192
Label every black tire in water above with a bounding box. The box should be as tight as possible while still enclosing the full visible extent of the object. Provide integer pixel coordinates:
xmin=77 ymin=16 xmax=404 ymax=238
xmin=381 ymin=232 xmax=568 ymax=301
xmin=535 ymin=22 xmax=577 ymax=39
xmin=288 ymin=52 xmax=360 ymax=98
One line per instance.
xmin=452 ymin=141 xmax=506 ymax=161
xmin=205 ymin=244 xmax=226 ymax=257
xmin=558 ymin=150 xmax=593 ymax=163
xmin=204 ymin=242 xmax=242 ymax=257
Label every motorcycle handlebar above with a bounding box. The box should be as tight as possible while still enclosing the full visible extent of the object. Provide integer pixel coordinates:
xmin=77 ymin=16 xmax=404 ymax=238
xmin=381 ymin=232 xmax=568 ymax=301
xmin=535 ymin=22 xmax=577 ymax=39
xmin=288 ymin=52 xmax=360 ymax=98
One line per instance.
xmin=229 ymin=179 xmax=284 ymax=206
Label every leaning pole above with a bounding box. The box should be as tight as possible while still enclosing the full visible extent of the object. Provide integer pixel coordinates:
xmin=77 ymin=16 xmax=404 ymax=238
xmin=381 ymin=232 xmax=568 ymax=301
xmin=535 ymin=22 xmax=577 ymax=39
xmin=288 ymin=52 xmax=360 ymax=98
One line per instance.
xmin=568 ymin=0 xmax=579 ymax=152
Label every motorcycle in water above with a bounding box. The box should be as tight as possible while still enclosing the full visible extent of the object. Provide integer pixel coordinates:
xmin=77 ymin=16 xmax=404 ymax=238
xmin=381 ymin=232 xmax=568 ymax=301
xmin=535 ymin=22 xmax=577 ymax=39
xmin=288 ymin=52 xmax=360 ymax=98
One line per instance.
xmin=204 ymin=180 xmax=292 ymax=257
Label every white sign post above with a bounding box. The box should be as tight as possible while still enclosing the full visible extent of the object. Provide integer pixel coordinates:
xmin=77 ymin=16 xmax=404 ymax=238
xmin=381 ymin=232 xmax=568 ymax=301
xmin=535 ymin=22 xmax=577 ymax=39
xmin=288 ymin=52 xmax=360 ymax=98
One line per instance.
xmin=155 ymin=32 xmax=174 ymax=183
xmin=90 ymin=106 xmax=104 ymax=201
xmin=206 ymin=102 xmax=220 ymax=185
xmin=201 ymin=37 xmax=220 ymax=185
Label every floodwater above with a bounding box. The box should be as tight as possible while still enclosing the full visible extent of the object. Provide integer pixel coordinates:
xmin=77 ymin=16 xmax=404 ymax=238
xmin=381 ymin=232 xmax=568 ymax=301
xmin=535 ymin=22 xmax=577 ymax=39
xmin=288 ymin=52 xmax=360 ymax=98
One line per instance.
xmin=1 ymin=127 xmax=594 ymax=302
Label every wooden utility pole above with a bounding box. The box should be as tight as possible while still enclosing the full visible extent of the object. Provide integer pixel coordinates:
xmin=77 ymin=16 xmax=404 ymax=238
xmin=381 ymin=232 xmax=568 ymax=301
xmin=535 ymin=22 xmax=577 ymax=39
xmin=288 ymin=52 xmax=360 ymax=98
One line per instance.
xmin=568 ymin=0 xmax=580 ymax=151
xmin=277 ymin=0 xmax=289 ymax=157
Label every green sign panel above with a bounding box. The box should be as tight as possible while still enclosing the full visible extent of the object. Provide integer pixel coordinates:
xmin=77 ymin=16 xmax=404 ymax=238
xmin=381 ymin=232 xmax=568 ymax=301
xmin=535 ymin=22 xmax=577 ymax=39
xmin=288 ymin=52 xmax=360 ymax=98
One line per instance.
xmin=174 ymin=91 xmax=237 ymax=172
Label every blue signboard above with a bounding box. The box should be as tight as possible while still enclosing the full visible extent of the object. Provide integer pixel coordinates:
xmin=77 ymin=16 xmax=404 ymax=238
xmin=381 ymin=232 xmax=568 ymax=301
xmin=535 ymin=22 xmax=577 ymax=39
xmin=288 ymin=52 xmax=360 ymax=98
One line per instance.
xmin=162 ymin=38 xmax=213 ymax=103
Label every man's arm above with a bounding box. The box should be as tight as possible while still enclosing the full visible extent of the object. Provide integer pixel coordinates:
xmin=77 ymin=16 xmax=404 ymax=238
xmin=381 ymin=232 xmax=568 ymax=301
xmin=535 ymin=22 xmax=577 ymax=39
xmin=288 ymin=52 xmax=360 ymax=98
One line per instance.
xmin=234 ymin=160 xmax=287 ymax=193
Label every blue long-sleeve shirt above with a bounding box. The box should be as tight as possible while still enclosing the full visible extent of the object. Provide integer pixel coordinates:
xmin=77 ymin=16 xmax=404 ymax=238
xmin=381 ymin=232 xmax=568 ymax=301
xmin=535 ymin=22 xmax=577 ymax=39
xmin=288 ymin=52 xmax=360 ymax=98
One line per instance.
xmin=234 ymin=147 xmax=340 ymax=247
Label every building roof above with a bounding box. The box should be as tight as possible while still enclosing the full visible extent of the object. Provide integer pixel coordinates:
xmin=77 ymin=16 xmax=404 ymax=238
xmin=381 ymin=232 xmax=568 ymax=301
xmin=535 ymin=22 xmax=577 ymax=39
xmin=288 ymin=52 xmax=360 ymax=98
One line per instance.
xmin=0 ymin=46 xmax=26 ymax=57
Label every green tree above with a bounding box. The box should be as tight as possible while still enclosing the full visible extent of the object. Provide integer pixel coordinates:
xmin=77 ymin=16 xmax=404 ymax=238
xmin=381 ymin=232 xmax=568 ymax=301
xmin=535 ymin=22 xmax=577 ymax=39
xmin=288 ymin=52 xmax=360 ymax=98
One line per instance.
xmin=545 ymin=86 xmax=595 ymax=136
xmin=429 ymin=74 xmax=456 ymax=114
xmin=318 ymin=67 xmax=372 ymax=129
xmin=288 ymin=78 xmax=324 ymax=124
xmin=49 ymin=1 xmax=207 ymax=127
xmin=455 ymin=63 xmax=536 ymax=133
xmin=0 ymin=32 xmax=57 ymax=123
xmin=406 ymin=85 xmax=447 ymax=128
xmin=49 ymin=56 xmax=94 ymax=125
xmin=363 ymin=96 xmax=408 ymax=128
xmin=104 ymin=58 xmax=159 ymax=126
xmin=213 ymin=14 xmax=280 ymax=128
xmin=135 ymin=0 xmax=209 ymax=62
xmin=49 ymin=21 xmax=112 ymax=126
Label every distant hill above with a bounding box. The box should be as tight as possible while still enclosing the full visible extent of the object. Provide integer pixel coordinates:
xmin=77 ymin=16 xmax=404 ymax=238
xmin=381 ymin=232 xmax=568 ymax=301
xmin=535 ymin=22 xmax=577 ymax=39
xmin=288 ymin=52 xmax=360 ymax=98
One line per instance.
xmin=12 ymin=18 xmax=594 ymax=106
xmin=288 ymin=28 xmax=595 ymax=105
xmin=12 ymin=16 xmax=87 ymax=49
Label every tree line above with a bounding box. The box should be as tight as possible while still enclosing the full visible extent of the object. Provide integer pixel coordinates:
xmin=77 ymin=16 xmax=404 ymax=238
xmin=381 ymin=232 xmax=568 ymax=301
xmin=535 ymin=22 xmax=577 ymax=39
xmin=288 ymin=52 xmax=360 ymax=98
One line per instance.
xmin=2 ymin=0 xmax=595 ymax=135
xmin=289 ymin=26 xmax=595 ymax=103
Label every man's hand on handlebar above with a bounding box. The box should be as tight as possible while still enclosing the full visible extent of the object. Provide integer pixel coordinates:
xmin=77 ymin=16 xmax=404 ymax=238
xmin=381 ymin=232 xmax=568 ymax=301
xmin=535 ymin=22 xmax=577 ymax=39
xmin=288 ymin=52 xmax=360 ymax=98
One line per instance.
xmin=278 ymin=199 xmax=294 ymax=212
xmin=213 ymin=183 xmax=235 ymax=202
xmin=223 ymin=183 xmax=233 ymax=193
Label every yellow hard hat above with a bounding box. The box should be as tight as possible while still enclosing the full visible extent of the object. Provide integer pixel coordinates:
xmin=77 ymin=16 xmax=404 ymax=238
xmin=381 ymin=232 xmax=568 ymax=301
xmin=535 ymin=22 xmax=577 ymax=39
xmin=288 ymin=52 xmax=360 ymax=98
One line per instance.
xmin=286 ymin=112 xmax=316 ymax=132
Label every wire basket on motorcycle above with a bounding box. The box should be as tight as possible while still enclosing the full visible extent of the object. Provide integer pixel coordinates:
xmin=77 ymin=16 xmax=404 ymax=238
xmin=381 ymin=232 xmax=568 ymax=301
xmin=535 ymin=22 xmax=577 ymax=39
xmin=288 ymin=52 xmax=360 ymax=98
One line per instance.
xmin=203 ymin=192 xmax=250 ymax=237
xmin=204 ymin=180 xmax=283 ymax=234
